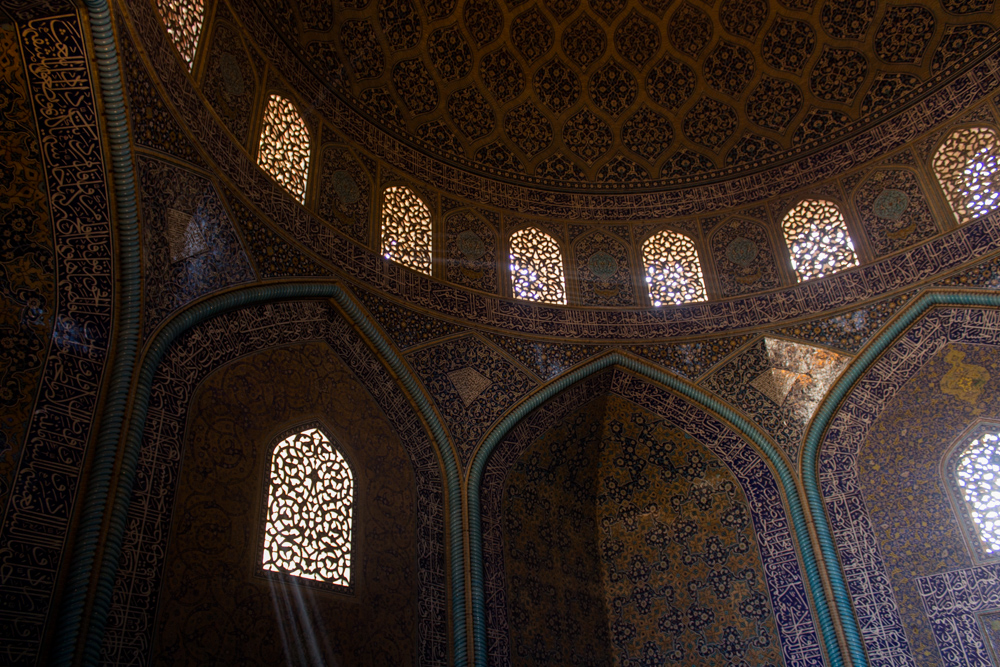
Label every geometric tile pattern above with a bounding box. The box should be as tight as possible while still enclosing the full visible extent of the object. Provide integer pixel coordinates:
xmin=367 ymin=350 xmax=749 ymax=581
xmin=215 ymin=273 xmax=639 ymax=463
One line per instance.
xmin=240 ymin=0 xmax=1000 ymax=187
xmin=408 ymin=334 xmax=536 ymax=466
xmin=702 ymin=337 xmax=851 ymax=464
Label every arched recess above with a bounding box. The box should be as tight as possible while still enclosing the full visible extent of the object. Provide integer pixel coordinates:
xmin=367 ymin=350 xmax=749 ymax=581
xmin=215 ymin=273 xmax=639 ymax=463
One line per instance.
xmin=477 ymin=367 xmax=819 ymax=666
xmin=806 ymin=290 xmax=1000 ymax=667
xmin=156 ymin=348 xmax=412 ymax=663
xmin=467 ymin=350 xmax=853 ymax=667
xmin=572 ymin=229 xmax=636 ymax=307
xmin=81 ymin=285 xmax=464 ymax=666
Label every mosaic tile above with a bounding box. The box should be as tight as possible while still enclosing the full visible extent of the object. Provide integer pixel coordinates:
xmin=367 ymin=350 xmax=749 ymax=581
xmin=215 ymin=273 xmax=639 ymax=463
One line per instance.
xmin=702 ymin=337 xmax=851 ymax=463
xmin=480 ymin=332 xmax=606 ymax=381
xmin=770 ymin=291 xmax=917 ymax=353
xmin=407 ymin=334 xmax=536 ymax=467
xmin=138 ymin=157 xmax=255 ymax=336
xmin=0 ymin=14 xmax=114 ymax=661
xmin=353 ymin=287 xmax=467 ymax=350
xmin=221 ymin=186 xmax=331 ymax=278
xmin=627 ymin=335 xmax=755 ymax=380
xmin=482 ymin=371 xmax=821 ymax=667
xmin=503 ymin=395 xmax=785 ymax=666
xmin=119 ymin=25 xmax=205 ymax=167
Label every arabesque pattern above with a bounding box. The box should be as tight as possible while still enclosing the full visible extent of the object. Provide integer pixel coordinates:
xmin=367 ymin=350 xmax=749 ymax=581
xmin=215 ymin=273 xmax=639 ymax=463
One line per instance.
xmin=642 ymin=230 xmax=706 ymax=305
xmin=257 ymin=94 xmax=311 ymax=203
xmin=155 ymin=0 xmax=205 ymax=67
xmin=781 ymin=199 xmax=858 ymax=282
xmin=381 ymin=185 xmax=433 ymax=274
xmin=933 ymin=126 xmax=1000 ymax=224
xmin=509 ymin=227 xmax=566 ymax=304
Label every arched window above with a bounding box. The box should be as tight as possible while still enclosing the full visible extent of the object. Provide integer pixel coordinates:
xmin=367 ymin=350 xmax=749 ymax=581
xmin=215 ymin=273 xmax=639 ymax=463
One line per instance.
xmin=781 ymin=200 xmax=858 ymax=282
xmin=641 ymin=230 xmax=706 ymax=306
xmin=946 ymin=426 xmax=1000 ymax=563
xmin=509 ymin=227 xmax=567 ymax=304
xmin=381 ymin=186 xmax=433 ymax=274
xmin=262 ymin=425 xmax=354 ymax=588
xmin=932 ymin=126 xmax=1000 ymax=224
xmin=154 ymin=0 xmax=206 ymax=68
xmin=258 ymin=94 xmax=311 ymax=204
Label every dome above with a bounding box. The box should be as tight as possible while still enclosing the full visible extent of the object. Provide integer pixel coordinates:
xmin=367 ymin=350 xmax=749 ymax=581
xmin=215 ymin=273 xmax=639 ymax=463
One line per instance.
xmin=246 ymin=0 xmax=998 ymax=198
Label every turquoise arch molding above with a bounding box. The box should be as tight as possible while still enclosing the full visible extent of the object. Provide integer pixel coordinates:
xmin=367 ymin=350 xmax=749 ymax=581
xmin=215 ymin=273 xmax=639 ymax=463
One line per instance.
xmin=799 ymin=289 xmax=1000 ymax=667
xmin=466 ymin=350 xmax=852 ymax=667
xmin=71 ymin=283 xmax=470 ymax=666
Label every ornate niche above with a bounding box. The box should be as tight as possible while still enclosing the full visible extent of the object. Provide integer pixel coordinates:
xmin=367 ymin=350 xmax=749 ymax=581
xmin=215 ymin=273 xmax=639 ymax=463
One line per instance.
xmin=573 ymin=230 xmax=635 ymax=306
xmin=853 ymin=168 xmax=938 ymax=255
xmin=318 ymin=143 xmax=372 ymax=244
xmin=444 ymin=209 xmax=498 ymax=292
xmin=709 ymin=217 xmax=780 ymax=297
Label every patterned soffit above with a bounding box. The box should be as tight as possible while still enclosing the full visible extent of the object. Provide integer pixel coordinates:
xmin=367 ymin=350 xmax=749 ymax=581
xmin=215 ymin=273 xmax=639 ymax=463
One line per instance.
xmin=254 ymin=0 xmax=1000 ymax=187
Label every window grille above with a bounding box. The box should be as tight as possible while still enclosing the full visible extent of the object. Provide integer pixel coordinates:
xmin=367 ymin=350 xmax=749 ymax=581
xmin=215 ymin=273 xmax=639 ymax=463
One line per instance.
xmin=509 ymin=227 xmax=567 ymax=304
xmin=262 ymin=426 xmax=354 ymax=587
xmin=781 ymin=199 xmax=858 ymax=282
xmin=641 ymin=230 xmax=706 ymax=306
xmin=947 ymin=428 xmax=1000 ymax=562
xmin=258 ymin=95 xmax=311 ymax=204
xmin=154 ymin=0 xmax=205 ymax=68
xmin=933 ymin=127 xmax=1000 ymax=224
xmin=381 ymin=186 xmax=433 ymax=274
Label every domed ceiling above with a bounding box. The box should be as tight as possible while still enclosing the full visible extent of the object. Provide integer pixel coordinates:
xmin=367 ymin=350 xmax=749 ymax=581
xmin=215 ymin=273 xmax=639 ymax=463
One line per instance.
xmin=257 ymin=0 xmax=999 ymax=188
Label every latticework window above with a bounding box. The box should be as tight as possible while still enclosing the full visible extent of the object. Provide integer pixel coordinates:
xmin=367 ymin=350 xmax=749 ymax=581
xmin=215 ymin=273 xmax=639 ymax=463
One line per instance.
xmin=952 ymin=430 xmax=1000 ymax=559
xmin=641 ymin=231 xmax=706 ymax=306
xmin=154 ymin=0 xmax=205 ymax=68
xmin=381 ymin=186 xmax=433 ymax=274
xmin=781 ymin=200 xmax=858 ymax=282
xmin=262 ymin=426 xmax=354 ymax=587
xmin=509 ymin=227 xmax=567 ymax=304
xmin=933 ymin=127 xmax=1000 ymax=224
xmin=257 ymin=95 xmax=311 ymax=204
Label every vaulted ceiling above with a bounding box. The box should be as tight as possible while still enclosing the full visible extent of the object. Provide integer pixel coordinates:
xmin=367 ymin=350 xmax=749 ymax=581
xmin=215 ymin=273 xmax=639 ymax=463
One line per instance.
xmin=255 ymin=0 xmax=1000 ymax=186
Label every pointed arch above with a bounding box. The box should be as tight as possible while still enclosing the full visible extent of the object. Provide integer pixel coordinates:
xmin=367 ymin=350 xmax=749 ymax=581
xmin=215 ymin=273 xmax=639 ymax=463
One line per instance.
xmin=932 ymin=126 xmax=1000 ymax=224
xmin=381 ymin=185 xmax=433 ymax=274
xmin=641 ymin=230 xmax=706 ymax=305
xmin=509 ymin=226 xmax=567 ymax=304
xmin=781 ymin=199 xmax=858 ymax=282
xmin=257 ymin=94 xmax=312 ymax=204
xmin=154 ymin=0 xmax=206 ymax=68
xmin=467 ymin=350 xmax=849 ymax=667
xmin=261 ymin=423 xmax=355 ymax=588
